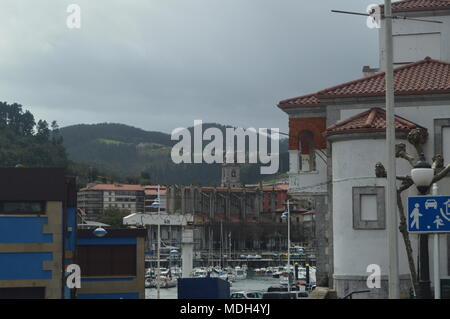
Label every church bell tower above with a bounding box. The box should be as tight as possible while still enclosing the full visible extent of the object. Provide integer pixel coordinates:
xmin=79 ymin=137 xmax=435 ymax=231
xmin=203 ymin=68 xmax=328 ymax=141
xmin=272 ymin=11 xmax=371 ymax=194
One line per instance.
xmin=221 ymin=164 xmax=241 ymax=188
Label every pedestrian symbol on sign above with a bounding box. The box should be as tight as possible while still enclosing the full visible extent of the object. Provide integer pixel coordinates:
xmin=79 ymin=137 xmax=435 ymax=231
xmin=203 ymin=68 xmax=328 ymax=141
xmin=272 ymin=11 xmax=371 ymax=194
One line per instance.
xmin=410 ymin=203 xmax=423 ymax=230
xmin=434 ymin=215 xmax=445 ymax=229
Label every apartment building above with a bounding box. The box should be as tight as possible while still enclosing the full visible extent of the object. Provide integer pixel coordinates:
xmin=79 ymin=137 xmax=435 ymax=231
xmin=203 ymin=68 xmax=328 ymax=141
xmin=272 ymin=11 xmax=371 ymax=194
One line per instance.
xmin=77 ymin=184 xmax=166 ymax=219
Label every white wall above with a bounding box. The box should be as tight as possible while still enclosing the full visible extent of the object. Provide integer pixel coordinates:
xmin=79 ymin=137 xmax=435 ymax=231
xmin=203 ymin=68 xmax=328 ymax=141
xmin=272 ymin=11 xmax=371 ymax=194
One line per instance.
xmin=332 ymin=138 xmax=417 ymax=277
xmin=361 ymin=195 xmax=378 ymax=221
xmin=289 ymin=150 xmax=327 ymax=194
xmin=444 ymin=127 xmax=450 ymax=164
xmin=289 ymin=150 xmax=299 ymax=174
xmin=393 ymin=33 xmax=441 ymax=63
xmin=379 ymin=15 xmax=450 ymax=68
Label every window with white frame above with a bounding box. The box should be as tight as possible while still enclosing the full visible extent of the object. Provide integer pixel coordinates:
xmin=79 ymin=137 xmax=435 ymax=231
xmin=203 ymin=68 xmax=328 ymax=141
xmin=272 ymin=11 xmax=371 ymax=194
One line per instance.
xmin=353 ymin=187 xmax=386 ymax=230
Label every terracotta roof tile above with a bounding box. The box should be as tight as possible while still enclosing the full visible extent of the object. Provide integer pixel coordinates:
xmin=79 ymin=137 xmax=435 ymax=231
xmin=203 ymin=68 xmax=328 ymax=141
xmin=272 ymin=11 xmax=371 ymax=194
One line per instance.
xmin=277 ymin=93 xmax=322 ymax=109
xmin=385 ymin=0 xmax=450 ymax=13
xmin=144 ymin=189 xmax=167 ymax=195
xmin=278 ymin=58 xmax=450 ymax=110
xmin=144 ymin=186 xmax=167 ymax=195
xmin=324 ymin=107 xmax=422 ymax=137
xmin=318 ymin=57 xmax=450 ymax=99
xmin=80 ymin=184 xmax=145 ymax=192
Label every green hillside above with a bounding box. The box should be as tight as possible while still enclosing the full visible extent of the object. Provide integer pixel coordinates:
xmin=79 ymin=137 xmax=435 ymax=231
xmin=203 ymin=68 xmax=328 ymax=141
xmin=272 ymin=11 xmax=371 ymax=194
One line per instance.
xmin=0 ymin=101 xmax=289 ymax=187
xmin=0 ymin=102 xmax=68 ymax=168
xmin=60 ymin=122 xmax=289 ymax=186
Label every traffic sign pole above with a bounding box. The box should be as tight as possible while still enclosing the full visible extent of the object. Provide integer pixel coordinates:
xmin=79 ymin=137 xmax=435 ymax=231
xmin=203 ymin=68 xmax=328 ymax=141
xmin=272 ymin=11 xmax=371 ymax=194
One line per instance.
xmin=433 ymin=234 xmax=440 ymax=299
xmin=432 ymin=184 xmax=440 ymax=299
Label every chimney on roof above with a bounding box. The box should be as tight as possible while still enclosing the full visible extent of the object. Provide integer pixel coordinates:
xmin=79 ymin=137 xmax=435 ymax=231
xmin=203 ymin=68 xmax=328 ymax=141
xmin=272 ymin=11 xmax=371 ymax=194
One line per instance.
xmin=362 ymin=65 xmax=380 ymax=77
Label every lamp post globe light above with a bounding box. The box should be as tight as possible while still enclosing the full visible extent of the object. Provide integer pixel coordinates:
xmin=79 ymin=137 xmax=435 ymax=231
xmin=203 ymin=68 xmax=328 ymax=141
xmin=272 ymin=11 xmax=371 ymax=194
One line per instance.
xmin=411 ymin=153 xmax=434 ymax=299
xmin=411 ymin=153 xmax=435 ymax=195
xmin=93 ymin=226 xmax=107 ymax=237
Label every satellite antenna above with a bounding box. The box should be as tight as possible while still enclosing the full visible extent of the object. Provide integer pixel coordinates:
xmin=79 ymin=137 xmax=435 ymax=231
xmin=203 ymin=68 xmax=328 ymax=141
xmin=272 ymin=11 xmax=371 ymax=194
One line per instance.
xmin=331 ymin=9 xmax=443 ymax=24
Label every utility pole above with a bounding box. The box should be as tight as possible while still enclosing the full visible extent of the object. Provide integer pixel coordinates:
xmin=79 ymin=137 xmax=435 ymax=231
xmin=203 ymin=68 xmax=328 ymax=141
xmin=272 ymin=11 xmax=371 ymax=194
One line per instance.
xmin=384 ymin=0 xmax=400 ymax=299
xmin=220 ymin=220 xmax=223 ymax=268
xmin=156 ymin=185 xmax=161 ymax=299
xmin=287 ymin=200 xmax=291 ymax=294
xmin=432 ymin=183 xmax=441 ymax=299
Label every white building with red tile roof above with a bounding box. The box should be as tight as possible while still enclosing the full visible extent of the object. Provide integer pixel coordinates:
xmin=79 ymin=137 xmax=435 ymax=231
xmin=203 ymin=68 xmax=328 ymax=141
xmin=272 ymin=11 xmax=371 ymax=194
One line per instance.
xmin=77 ymin=184 xmax=167 ymax=218
xmin=278 ymin=0 xmax=450 ymax=298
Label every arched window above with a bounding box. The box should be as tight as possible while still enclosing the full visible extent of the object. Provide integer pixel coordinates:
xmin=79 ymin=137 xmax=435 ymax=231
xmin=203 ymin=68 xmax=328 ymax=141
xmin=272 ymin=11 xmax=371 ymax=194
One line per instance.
xmin=298 ymin=130 xmax=316 ymax=172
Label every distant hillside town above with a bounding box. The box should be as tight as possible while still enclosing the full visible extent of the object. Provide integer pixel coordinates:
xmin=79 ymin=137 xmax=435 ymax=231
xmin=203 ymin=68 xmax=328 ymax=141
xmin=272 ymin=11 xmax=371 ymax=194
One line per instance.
xmin=77 ymin=164 xmax=315 ymax=267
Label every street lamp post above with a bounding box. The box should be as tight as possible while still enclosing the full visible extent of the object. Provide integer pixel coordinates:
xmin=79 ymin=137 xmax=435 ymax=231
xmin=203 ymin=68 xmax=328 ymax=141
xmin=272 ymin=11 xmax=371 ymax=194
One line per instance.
xmin=150 ymin=185 xmax=162 ymax=300
xmin=411 ymin=153 xmax=435 ymax=299
xmin=384 ymin=0 xmax=400 ymax=299
xmin=282 ymin=200 xmax=291 ymax=293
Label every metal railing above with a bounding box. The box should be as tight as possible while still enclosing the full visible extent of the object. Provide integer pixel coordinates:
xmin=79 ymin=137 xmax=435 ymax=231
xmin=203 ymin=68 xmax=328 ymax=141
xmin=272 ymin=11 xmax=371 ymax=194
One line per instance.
xmin=341 ymin=290 xmax=370 ymax=299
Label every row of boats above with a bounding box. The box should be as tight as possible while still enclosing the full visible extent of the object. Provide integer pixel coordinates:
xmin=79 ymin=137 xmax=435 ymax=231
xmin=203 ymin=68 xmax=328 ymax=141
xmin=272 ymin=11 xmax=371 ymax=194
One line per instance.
xmin=145 ymin=265 xmax=316 ymax=289
xmin=145 ymin=267 xmax=180 ymax=288
xmin=192 ymin=266 xmax=247 ymax=282
xmin=254 ymin=265 xmax=317 ymax=286
xmin=145 ymin=266 xmax=248 ymax=288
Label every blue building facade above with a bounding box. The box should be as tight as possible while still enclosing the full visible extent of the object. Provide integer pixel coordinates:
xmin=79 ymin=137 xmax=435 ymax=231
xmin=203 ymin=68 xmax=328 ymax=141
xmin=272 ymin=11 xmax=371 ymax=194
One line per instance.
xmin=0 ymin=168 xmax=77 ymax=299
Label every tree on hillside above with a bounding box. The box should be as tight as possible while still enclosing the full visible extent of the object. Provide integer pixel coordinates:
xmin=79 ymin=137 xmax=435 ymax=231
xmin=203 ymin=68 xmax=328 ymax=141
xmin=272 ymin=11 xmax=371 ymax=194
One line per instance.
xmin=51 ymin=120 xmax=63 ymax=145
xmin=0 ymin=102 xmax=36 ymax=136
xmin=139 ymin=171 xmax=151 ymax=185
xmin=0 ymin=102 xmax=68 ymax=168
xmin=97 ymin=207 xmax=131 ymax=229
xmin=36 ymin=120 xmax=50 ymax=141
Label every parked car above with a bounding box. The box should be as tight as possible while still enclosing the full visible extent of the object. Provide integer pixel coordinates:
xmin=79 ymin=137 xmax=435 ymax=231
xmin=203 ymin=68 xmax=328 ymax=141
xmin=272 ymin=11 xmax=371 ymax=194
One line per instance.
xmin=262 ymin=292 xmax=297 ymax=299
xmin=230 ymin=291 xmax=264 ymax=299
xmin=294 ymin=291 xmax=309 ymax=299
xmin=267 ymin=285 xmax=300 ymax=292
xmin=262 ymin=291 xmax=308 ymax=299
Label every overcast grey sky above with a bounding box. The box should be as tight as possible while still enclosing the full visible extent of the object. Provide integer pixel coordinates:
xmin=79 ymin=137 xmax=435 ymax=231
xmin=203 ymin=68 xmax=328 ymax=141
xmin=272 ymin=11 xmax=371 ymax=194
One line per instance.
xmin=0 ymin=0 xmax=379 ymax=134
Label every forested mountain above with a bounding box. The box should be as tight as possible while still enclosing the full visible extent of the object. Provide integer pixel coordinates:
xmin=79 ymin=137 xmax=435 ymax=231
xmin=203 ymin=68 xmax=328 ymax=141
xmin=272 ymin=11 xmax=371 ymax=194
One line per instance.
xmin=60 ymin=122 xmax=289 ymax=186
xmin=0 ymin=102 xmax=68 ymax=168
xmin=61 ymin=123 xmax=173 ymax=148
xmin=0 ymin=102 xmax=288 ymax=187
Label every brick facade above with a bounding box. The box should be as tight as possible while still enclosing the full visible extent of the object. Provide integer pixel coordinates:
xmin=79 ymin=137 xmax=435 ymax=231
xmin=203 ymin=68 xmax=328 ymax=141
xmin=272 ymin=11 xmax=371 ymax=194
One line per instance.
xmin=288 ymin=117 xmax=327 ymax=151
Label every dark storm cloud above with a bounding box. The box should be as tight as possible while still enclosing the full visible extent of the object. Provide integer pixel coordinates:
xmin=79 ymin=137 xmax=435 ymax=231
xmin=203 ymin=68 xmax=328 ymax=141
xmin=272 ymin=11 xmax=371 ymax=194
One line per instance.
xmin=0 ymin=0 xmax=379 ymax=133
